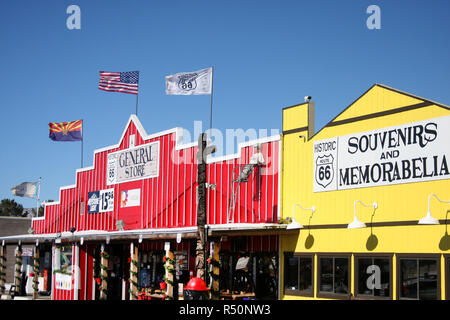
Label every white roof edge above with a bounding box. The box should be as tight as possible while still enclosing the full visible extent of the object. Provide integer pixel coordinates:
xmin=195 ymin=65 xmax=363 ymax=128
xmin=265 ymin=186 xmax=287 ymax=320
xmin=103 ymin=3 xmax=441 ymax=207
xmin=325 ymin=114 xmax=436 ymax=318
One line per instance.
xmin=5 ymin=223 xmax=290 ymax=241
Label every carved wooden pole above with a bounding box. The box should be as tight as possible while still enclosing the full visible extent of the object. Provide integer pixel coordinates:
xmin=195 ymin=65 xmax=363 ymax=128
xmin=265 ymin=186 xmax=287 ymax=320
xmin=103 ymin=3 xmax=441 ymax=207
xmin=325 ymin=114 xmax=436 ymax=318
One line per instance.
xmin=0 ymin=244 xmax=6 ymax=294
xmin=32 ymin=245 xmax=40 ymax=299
xmin=100 ymin=244 xmax=108 ymax=300
xmin=129 ymin=242 xmax=138 ymax=300
xmin=196 ymin=133 xmax=207 ymax=280
xmin=14 ymin=244 xmax=22 ymax=296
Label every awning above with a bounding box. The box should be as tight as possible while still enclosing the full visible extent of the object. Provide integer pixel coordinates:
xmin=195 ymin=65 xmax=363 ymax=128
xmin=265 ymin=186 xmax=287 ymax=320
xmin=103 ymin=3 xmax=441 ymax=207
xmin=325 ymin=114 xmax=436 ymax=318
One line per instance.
xmin=0 ymin=223 xmax=296 ymax=245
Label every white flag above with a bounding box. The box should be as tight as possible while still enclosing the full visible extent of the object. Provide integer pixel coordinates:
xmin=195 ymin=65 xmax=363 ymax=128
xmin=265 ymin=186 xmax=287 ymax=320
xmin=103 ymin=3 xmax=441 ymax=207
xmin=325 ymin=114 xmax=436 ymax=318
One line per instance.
xmin=165 ymin=67 xmax=212 ymax=95
xmin=11 ymin=182 xmax=38 ymax=198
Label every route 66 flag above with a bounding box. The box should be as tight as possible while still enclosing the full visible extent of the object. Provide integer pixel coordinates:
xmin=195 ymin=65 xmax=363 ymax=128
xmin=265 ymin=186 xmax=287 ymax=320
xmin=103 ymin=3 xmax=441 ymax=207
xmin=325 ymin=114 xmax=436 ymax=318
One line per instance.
xmin=11 ymin=181 xmax=38 ymax=198
xmin=165 ymin=67 xmax=212 ymax=95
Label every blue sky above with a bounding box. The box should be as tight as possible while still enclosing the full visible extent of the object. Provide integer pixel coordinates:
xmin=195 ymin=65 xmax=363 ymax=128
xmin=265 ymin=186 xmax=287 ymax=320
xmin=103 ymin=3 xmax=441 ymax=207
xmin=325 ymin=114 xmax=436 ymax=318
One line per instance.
xmin=1 ymin=0 xmax=449 ymax=209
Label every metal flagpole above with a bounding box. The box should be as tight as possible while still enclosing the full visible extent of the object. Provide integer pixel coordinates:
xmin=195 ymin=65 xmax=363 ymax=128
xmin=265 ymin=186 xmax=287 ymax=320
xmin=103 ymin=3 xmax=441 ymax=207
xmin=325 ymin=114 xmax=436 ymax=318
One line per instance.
xmin=81 ymin=119 xmax=84 ymax=168
xmin=136 ymin=93 xmax=139 ymax=116
xmin=209 ymin=66 xmax=214 ymax=133
xmin=36 ymin=177 xmax=41 ymax=218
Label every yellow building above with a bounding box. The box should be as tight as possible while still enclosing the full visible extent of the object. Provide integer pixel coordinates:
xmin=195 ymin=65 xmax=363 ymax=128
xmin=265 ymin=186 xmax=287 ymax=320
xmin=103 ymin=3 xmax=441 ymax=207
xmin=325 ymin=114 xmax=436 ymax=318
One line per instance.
xmin=280 ymin=84 xmax=450 ymax=300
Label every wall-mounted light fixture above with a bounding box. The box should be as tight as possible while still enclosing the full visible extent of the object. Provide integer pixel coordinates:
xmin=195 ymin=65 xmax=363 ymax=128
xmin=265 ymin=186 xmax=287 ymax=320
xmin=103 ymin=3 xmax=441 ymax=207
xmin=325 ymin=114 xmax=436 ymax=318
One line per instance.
xmin=348 ymin=200 xmax=378 ymax=229
xmin=116 ymin=220 xmax=125 ymax=231
xmin=418 ymin=193 xmax=450 ymax=225
xmin=106 ymin=236 xmax=110 ymax=245
xmin=287 ymin=203 xmax=316 ymax=230
xmin=138 ymin=234 xmax=143 ymax=243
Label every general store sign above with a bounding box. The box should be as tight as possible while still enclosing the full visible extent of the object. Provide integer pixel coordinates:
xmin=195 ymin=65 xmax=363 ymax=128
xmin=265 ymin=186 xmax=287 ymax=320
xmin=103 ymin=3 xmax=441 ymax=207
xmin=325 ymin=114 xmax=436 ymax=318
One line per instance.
xmin=106 ymin=141 xmax=159 ymax=185
xmin=313 ymin=115 xmax=450 ymax=192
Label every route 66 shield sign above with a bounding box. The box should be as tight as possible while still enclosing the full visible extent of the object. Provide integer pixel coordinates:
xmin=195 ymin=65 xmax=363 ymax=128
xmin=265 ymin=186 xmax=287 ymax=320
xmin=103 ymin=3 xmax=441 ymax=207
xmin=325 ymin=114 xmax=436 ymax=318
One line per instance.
xmin=315 ymin=154 xmax=335 ymax=189
xmin=177 ymin=73 xmax=198 ymax=91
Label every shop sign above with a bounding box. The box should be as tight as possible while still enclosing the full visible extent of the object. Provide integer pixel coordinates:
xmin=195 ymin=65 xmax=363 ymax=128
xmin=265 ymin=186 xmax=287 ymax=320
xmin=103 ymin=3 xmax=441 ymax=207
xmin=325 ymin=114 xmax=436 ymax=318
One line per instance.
xmin=106 ymin=141 xmax=160 ymax=185
xmin=21 ymin=248 xmax=33 ymax=257
xmin=175 ymin=251 xmax=188 ymax=276
xmin=120 ymin=188 xmax=141 ymax=208
xmin=87 ymin=189 xmax=114 ymax=213
xmin=55 ymin=273 xmax=72 ymax=290
xmin=313 ymin=115 xmax=450 ymax=192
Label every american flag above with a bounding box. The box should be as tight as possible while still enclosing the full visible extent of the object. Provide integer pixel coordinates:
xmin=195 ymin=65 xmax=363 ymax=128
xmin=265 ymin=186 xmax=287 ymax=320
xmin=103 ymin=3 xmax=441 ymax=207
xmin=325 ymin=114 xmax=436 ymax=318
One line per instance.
xmin=98 ymin=71 xmax=139 ymax=95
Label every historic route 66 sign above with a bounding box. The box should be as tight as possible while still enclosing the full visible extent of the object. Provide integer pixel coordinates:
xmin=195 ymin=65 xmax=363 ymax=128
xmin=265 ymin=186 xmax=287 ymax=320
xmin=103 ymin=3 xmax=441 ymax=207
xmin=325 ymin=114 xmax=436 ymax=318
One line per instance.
xmin=313 ymin=137 xmax=338 ymax=192
xmin=177 ymin=73 xmax=198 ymax=91
xmin=315 ymin=155 xmax=335 ymax=188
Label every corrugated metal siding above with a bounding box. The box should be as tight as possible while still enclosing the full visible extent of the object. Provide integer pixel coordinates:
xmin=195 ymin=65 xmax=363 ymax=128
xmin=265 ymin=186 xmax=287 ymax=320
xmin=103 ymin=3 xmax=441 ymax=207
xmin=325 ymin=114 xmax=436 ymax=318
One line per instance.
xmin=32 ymin=120 xmax=280 ymax=234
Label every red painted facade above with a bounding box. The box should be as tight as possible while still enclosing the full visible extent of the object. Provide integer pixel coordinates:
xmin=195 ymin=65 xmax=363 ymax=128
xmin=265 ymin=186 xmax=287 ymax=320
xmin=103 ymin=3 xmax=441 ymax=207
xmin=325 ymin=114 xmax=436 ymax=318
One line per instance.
xmin=32 ymin=116 xmax=280 ymax=234
xmin=32 ymin=116 xmax=280 ymax=300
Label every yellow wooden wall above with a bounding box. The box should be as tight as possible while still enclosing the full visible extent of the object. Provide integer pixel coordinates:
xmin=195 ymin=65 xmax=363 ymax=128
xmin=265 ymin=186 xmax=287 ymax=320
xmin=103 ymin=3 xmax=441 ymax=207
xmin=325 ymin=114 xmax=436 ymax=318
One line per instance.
xmin=280 ymin=84 xmax=450 ymax=300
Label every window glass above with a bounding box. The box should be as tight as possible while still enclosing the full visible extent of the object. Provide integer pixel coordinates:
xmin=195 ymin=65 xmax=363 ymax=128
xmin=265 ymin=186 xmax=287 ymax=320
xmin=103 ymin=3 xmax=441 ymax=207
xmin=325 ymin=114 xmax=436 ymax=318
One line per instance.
xmin=334 ymin=258 xmax=348 ymax=294
xmin=374 ymin=258 xmax=390 ymax=297
xmin=60 ymin=246 xmax=73 ymax=274
xmin=419 ymin=260 xmax=437 ymax=300
xmin=285 ymin=256 xmax=299 ymax=290
xmin=448 ymin=258 xmax=450 ymax=300
xmin=400 ymin=258 xmax=438 ymax=300
xmin=357 ymin=257 xmax=390 ymax=297
xmin=299 ymin=257 xmax=312 ymax=292
xmin=319 ymin=257 xmax=334 ymax=293
xmin=400 ymin=259 xmax=417 ymax=299
xmin=357 ymin=258 xmax=372 ymax=295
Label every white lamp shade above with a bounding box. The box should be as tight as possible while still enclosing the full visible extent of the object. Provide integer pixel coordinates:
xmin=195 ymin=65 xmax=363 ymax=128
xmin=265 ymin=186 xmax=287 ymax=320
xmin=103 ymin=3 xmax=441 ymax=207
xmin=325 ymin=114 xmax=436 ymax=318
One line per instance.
xmin=418 ymin=212 xmax=440 ymax=225
xmin=287 ymin=219 xmax=303 ymax=230
xmin=347 ymin=217 xmax=366 ymax=229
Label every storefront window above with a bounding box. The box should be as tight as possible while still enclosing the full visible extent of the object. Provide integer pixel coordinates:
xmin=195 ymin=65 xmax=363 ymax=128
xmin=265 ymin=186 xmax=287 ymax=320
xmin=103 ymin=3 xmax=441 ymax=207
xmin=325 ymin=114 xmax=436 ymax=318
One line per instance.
xmin=399 ymin=257 xmax=439 ymax=300
xmin=447 ymin=256 xmax=450 ymax=300
xmin=54 ymin=246 xmax=72 ymax=274
xmin=60 ymin=246 xmax=73 ymax=273
xmin=285 ymin=255 xmax=299 ymax=290
xmin=318 ymin=255 xmax=349 ymax=297
xmin=283 ymin=253 xmax=313 ymax=296
xmin=356 ymin=256 xmax=391 ymax=298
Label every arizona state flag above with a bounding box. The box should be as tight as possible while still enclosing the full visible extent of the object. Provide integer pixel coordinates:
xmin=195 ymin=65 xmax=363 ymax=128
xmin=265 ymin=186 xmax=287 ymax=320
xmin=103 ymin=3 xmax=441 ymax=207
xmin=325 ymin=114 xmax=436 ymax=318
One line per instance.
xmin=49 ymin=119 xmax=83 ymax=141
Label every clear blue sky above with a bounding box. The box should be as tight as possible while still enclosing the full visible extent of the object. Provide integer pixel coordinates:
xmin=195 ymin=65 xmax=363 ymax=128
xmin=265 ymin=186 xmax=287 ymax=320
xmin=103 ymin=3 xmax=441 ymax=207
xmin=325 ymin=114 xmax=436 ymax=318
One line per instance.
xmin=1 ymin=0 xmax=449 ymax=209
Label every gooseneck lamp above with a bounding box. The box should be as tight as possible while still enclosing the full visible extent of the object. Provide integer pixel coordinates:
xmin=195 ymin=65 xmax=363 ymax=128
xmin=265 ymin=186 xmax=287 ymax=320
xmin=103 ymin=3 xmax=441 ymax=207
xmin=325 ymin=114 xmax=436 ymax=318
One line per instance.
xmin=287 ymin=203 xmax=316 ymax=230
xmin=418 ymin=193 xmax=450 ymax=225
xmin=347 ymin=200 xmax=378 ymax=229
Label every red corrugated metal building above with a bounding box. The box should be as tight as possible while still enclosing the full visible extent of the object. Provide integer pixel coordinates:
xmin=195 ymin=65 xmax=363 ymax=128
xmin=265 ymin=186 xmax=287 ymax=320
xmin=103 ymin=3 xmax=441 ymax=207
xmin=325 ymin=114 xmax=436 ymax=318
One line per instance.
xmin=1 ymin=115 xmax=289 ymax=300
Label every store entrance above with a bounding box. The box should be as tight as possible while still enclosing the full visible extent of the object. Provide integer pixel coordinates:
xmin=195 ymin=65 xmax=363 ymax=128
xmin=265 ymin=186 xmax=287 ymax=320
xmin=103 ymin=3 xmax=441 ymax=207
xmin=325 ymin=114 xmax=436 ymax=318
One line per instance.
xmin=107 ymin=244 xmax=128 ymax=300
xmin=217 ymin=236 xmax=279 ymax=300
xmin=93 ymin=243 xmax=129 ymax=300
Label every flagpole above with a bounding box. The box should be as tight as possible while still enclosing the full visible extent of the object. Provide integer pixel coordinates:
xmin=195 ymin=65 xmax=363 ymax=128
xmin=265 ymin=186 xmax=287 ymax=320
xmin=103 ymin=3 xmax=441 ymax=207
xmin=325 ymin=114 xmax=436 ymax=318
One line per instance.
xmin=136 ymin=93 xmax=139 ymax=116
xmin=209 ymin=66 xmax=214 ymax=133
xmin=81 ymin=119 xmax=84 ymax=168
xmin=36 ymin=177 xmax=41 ymax=218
